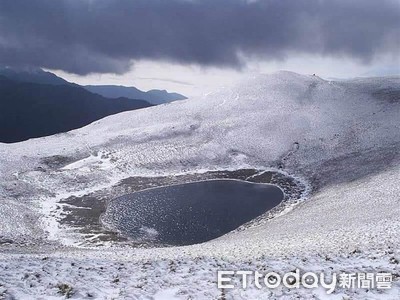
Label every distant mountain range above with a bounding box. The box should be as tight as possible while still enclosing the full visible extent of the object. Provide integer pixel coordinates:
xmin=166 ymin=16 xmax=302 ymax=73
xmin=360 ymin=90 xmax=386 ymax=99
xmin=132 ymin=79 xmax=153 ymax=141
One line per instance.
xmin=0 ymin=67 xmax=187 ymax=143
xmin=85 ymin=86 xmax=187 ymax=105
xmin=0 ymin=67 xmax=187 ymax=105
xmin=0 ymin=74 xmax=152 ymax=143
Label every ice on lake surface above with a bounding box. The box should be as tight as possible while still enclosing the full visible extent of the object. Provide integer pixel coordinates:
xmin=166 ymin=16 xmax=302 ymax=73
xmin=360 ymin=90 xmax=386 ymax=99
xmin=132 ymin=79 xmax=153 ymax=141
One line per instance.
xmin=103 ymin=179 xmax=284 ymax=245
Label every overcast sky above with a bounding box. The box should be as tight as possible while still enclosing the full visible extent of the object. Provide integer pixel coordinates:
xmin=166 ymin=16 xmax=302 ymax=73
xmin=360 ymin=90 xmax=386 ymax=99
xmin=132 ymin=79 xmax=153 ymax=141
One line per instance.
xmin=1 ymin=0 xmax=399 ymax=97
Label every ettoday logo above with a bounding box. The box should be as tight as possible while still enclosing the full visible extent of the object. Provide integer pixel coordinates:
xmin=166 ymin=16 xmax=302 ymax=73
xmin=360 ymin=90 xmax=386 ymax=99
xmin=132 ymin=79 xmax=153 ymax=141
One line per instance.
xmin=217 ymin=269 xmax=393 ymax=294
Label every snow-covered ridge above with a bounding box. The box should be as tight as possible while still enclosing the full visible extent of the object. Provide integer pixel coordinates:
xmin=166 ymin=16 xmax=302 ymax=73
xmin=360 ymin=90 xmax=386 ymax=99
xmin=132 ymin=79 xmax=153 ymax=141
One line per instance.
xmin=0 ymin=70 xmax=399 ymax=242
xmin=0 ymin=71 xmax=399 ymax=299
xmin=0 ymin=70 xmax=398 ymax=240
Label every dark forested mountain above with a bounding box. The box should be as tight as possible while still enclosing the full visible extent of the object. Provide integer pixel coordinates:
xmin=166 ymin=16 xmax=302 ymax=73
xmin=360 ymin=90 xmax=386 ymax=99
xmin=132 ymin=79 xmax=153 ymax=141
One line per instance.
xmin=0 ymin=76 xmax=152 ymax=143
xmin=0 ymin=67 xmax=186 ymax=143
xmin=85 ymin=85 xmax=187 ymax=105
xmin=0 ymin=67 xmax=72 ymax=86
xmin=0 ymin=67 xmax=187 ymax=105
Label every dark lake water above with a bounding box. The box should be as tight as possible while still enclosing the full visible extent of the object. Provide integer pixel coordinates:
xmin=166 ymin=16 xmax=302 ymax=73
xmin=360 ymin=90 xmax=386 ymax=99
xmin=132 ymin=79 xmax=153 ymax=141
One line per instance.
xmin=102 ymin=179 xmax=284 ymax=246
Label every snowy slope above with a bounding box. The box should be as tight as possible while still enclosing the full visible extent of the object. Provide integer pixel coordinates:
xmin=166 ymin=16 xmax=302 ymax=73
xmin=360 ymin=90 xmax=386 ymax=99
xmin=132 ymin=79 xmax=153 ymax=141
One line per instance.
xmin=0 ymin=71 xmax=399 ymax=299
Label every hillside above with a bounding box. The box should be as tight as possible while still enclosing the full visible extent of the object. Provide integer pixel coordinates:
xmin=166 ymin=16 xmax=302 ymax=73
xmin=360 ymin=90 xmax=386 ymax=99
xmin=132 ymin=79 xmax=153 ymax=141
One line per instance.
xmin=0 ymin=72 xmax=399 ymax=299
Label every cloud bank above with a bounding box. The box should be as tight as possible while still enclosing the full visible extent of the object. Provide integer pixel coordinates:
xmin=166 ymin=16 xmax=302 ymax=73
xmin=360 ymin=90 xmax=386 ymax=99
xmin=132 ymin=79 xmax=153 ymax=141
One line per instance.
xmin=0 ymin=0 xmax=398 ymax=74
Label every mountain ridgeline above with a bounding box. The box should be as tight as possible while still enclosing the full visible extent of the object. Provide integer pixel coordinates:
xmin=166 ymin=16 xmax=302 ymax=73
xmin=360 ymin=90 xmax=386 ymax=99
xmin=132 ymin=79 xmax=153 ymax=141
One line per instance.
xmin=85 ymin=85 xmax=187 ymax=105
xmin=0 ymin=76 xmax=152 ymax=143
xmin=0 ymin=67 xmax=186 ymax=143
xmin=0 ymin=67 xmax=72 ymax=86
xmin=0 ymin=67 xmax=187 ymax=105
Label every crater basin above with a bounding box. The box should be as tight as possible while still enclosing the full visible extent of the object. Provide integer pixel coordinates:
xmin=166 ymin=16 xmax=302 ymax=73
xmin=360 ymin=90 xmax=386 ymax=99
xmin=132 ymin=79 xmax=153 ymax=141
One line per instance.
xmin=102 ymin=179 xmax=284 ymax=246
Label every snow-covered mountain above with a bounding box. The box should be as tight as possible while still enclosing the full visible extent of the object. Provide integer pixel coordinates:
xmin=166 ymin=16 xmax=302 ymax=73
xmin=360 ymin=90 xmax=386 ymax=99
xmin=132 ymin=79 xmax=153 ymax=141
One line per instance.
xmin=0 ymin=71 xmax=399 ymax=299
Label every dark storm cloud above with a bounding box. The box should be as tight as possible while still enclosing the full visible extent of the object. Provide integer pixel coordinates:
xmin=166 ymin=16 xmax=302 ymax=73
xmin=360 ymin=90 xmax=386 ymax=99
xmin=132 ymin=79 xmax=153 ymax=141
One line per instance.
xmin=0 ymin=0 xmax=398 ymax=74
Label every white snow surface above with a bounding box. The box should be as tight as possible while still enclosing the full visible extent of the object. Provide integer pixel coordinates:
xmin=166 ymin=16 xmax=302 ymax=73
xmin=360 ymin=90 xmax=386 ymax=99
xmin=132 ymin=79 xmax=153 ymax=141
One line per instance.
xmin=0 ymin=71 xmax=399 ymax=299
